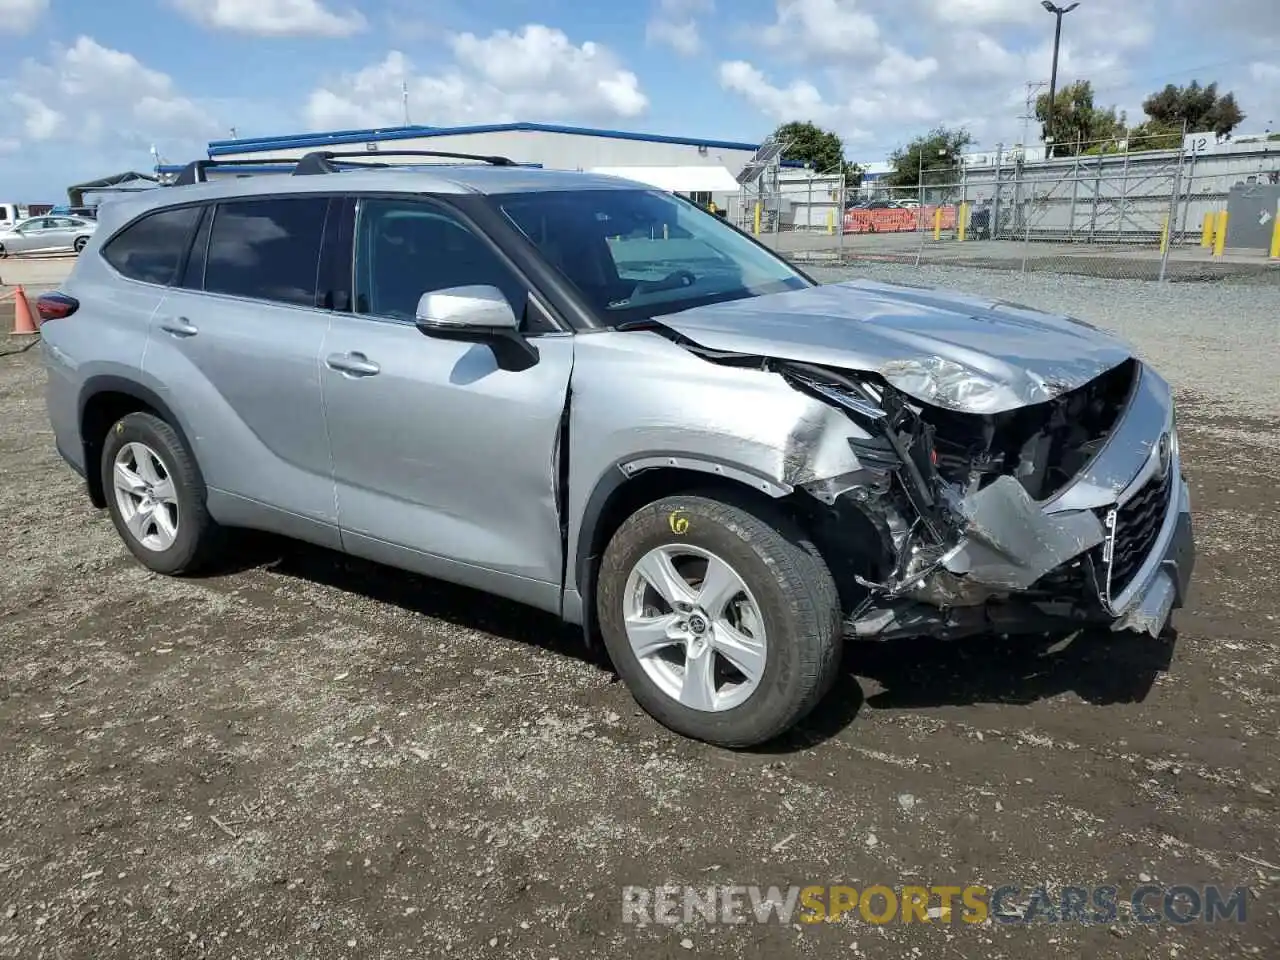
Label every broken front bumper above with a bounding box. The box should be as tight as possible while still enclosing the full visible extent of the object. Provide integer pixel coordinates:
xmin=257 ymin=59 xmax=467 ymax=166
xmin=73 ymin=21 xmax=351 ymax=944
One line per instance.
xmin=847 ymin=362 xmax=1195 ymax=640
xmin=1106 ymin=473 xmax=1194 ymax=637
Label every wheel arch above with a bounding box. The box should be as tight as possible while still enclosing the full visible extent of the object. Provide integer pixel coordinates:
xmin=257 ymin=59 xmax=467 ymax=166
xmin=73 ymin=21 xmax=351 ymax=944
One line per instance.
xmin=78 ymin=376 xmax=197 ymax=509
xmin=571 ymin=455 xmax=794 ymax=640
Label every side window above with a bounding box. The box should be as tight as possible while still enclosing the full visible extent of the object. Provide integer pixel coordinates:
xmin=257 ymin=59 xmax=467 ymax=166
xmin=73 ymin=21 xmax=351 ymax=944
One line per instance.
xmin=204 ymin=197 xmax=328 ymax=308
xmin=353 ymin=199 xmax=528 ymax=324
xmin=102 ymin=205 xmax=203 ymax=286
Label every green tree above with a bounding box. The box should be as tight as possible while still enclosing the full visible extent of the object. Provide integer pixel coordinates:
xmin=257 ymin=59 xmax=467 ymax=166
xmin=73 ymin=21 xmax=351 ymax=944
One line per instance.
xmin=1124 ymin=81 xmax=1245 ymax=152
xmin=1035 ymin=80 xmax=1126 ymax=156
xmin=886 ymin=126 xmax=974 ymax=189
xmin=1142 ymin=81 xmax=1245 ymax=138
xmin=772 ymin=120 xmax=864 ymax=186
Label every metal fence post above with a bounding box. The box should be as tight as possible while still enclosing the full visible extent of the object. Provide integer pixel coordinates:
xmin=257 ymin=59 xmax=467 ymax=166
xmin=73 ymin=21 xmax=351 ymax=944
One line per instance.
xmin=1022 ymin=185 xmax=1034 ymax=274
xmin=1158 ymin=139 xmax=1186 ymax=283
xmin=837 ymin=170 xmax=846 ymax=262
xmin=1068 ymin=151 xmax=1081 ymax=241
xmin=991 ymin=143 xmax=1003 ymax=240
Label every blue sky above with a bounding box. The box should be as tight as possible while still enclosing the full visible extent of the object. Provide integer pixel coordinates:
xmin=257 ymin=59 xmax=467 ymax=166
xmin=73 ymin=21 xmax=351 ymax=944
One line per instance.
xmin=1 ymin=0 xmax=1277 ymax=200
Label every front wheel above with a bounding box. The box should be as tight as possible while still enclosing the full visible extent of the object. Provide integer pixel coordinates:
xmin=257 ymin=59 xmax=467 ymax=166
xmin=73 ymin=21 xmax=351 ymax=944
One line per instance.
xmin=597 ymin=494 xmax=842 ymax=747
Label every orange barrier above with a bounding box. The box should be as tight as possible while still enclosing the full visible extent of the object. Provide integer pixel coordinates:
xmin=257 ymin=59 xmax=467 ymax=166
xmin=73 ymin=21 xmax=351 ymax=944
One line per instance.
xmin=844 ymin=205 xmax=959 ymax=235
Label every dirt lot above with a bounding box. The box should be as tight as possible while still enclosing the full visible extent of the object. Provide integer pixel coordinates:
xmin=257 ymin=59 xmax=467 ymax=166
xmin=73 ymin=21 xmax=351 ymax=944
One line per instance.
xmin=2 ymin=291 xmax=1279 ymax=957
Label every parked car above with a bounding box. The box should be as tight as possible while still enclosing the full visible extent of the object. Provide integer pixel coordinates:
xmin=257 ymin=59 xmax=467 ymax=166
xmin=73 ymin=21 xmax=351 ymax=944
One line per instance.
xmin=38 ymin=151 xmax=1195 ymax=747
xmin=0 ymin=215 xmax=97 ymax=257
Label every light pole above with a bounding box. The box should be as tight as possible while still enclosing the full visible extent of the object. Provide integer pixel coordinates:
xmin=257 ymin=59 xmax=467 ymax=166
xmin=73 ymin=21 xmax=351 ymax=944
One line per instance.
xmin=1041 ymin=1 xmax=1079 ymax=150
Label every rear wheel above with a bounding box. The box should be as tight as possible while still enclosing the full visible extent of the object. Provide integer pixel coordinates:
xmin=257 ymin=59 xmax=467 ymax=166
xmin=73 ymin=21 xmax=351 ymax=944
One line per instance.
xmin=101 ymin=412 xmax=220 ymax=575
xmin=73 ymin=236 xmax=88 ymax=253
xmin=597 ymin=493 xmax=842 ymax=747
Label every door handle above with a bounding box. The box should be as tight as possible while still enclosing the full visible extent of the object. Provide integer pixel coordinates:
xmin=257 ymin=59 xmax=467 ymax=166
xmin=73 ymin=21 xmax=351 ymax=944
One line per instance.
xmin=325 ymin=352 xmax=381 ymax=377
xmin=159 ymin=317 xmax=198 ymax=337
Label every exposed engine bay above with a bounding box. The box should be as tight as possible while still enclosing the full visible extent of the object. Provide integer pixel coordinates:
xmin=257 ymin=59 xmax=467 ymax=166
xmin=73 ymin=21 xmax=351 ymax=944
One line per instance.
xmin=656 ymin=332 xmax=1158 ymax=641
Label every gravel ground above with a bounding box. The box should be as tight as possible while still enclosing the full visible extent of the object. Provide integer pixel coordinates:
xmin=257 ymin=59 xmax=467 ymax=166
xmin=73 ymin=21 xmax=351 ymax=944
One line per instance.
xmin=2 ymin=268 xmax=1279 ymax=959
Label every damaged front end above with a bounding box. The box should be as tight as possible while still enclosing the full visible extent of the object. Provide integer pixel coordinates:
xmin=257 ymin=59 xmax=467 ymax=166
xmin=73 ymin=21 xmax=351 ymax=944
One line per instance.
xmin=777 ymin=357 xmax=1194 ymax=642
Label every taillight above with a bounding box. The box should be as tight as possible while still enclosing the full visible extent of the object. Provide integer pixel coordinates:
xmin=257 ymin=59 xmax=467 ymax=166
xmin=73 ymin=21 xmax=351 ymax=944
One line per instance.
xmin=36 ymin=292 xmax=79 ymax=322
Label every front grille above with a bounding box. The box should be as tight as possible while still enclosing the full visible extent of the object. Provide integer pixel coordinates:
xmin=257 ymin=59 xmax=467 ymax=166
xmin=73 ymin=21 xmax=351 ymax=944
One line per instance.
xmin=1106 ymin=467 xmax=1174 ymax=596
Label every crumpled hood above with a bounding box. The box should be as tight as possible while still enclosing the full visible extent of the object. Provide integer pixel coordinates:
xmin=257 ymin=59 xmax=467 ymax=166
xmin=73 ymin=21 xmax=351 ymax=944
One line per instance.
xmin=653 ymin=279 xmax=1136 ymax=414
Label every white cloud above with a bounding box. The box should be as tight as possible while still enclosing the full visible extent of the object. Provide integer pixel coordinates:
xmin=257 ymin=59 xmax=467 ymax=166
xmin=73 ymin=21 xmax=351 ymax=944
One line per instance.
xmin=926 ymin=0 xmax=1043 ymax=26
xmin=872 ymin=46 xmax=939 ymax=85
xmin=0 ymin=0 xmax=46 ymax=33
xmin=307 ymin=25 xmax=648 ymax=130
xmin=719 ymin=0 xmax=1170 ymax=160
xmin=170 ymin=0 xmax=366 ymax=37
xmin=759 ymin=0 xmax=882 ymax=59
xmin=719 ymin=60 xmax=834 ymax=123
xmin=646 ymin=0 xmax=714 ymax=56
xmin=5 ymin=37 xmax=218 ymax=150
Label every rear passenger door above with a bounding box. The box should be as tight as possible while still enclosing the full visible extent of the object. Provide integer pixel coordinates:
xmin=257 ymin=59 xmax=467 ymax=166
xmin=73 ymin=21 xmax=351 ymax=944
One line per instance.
xmin=148 ymin=195 xmax=340 ymax=544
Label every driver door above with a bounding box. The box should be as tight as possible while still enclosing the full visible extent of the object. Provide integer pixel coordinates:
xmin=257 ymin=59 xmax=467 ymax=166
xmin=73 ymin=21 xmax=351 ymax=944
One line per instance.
xmin=11 ymin=219 xmax=56 ymax=254
xmin=320 ymin=196 xmax=574 ymax=614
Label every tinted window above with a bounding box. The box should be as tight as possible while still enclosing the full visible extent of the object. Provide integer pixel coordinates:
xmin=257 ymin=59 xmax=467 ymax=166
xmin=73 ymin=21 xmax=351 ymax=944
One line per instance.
xmin=102 ymin=205 xmax=202 ymax=285
xmin=353 ymin=199 xmax=527 ymax=323
xmin=204 ymin=197 xmax=328 ymax=307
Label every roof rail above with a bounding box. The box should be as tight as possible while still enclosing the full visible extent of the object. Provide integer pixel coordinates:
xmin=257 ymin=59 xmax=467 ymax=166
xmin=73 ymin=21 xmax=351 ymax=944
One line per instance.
xmin=292 ymin=149 xmax=516 ymax=176
xmin=171 ymin=157 xmax=301 ymax=186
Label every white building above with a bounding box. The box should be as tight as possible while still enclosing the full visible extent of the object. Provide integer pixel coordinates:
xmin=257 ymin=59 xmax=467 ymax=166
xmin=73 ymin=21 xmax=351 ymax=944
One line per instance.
xmin=164 ymin=121 xmax=766 ymax=208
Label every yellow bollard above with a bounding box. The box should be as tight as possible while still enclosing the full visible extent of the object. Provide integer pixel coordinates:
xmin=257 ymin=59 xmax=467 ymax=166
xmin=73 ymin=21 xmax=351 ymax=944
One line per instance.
xmin=1213 ymin=210 xmax=1228 ymax=257
xmin=1159 ymin=216 xmax=1169 ymax=255
xmin=958 ymin=202 xmax=968 ymax=242
xmin=827 ymin=209 xmax=834 ymax=235
xmin=1201 ymin=211 xmax=1214 ymax=248
xmin=933 ymin=207 xmax=942 ymax=241
xmin=1271 ymin=208 xmax=1280 ymax=260
xmin=753 ymin=202 xmax=761 ymax=235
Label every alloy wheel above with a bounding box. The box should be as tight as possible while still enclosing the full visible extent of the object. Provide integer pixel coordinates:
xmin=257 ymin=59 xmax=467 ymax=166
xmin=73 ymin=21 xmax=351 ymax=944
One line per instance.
xmin=112 ymin=441 xmax=179 ymax=552
xmin=621 ymin=544 xmax=768 ymax=712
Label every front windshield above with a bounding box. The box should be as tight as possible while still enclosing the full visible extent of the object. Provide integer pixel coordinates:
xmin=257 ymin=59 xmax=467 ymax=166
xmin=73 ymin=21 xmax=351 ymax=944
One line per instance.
xmin=496 ymin=188 xmax=811 ymax=325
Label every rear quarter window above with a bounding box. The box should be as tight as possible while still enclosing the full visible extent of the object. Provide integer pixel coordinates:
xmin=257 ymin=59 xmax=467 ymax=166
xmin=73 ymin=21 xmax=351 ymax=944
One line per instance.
xmin=101 ymin=206 xmax=203 ymax=285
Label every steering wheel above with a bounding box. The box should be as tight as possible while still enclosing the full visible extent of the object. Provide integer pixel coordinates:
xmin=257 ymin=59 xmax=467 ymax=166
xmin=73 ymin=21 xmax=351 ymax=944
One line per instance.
xmin=632 ymin=269 xmax=697 ymax=297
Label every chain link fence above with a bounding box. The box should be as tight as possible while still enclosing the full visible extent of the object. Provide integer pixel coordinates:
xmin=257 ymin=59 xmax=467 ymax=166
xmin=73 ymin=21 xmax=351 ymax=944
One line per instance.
xmin=747 ymin=137 xmax=1280 ymax=283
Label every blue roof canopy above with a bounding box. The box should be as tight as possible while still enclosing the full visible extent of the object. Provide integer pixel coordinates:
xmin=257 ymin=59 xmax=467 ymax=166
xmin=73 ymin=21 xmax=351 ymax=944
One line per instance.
xmin=207 ymin=121 xmax=765 ymax=158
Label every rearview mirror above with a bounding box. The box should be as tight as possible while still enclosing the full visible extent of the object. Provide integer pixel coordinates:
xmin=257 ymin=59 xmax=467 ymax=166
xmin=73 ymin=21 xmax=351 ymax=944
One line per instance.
xmin=414 ymin=284 xmax=538 ymax=372
xmin=415 ymin=285 xmax=519 ymax=332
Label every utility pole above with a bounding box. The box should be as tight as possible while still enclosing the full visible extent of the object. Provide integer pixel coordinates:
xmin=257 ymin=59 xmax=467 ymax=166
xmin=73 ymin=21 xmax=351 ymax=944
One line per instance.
xmin=1020 ymin=80 xmax=1048 ymax=151
xmin=1041 ymin=2 xmax=1079 ymax=150
xmin=402 ymin=82 xmax=411 ymax=126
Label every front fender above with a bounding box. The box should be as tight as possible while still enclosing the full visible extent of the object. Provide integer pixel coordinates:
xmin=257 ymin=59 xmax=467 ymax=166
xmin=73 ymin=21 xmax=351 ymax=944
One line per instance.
xmin=565 ymin=329 xmax=871 ymax=612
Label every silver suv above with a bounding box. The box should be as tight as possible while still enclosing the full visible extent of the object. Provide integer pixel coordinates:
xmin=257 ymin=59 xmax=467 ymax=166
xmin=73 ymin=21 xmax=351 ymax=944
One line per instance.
xmin=40 ymin=150 xmax=1194 ymax=747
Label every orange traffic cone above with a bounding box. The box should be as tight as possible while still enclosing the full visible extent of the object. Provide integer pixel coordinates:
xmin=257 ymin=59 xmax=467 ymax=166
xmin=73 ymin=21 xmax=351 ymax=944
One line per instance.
xmin=12 ymin=286 xmax=37 ymax=335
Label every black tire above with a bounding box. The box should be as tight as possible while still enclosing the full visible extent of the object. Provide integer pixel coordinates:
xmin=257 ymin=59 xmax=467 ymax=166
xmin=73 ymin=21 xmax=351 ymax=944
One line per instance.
xmin=100 ymin=411 xmax=220 ymax=575
xmin=73 ymin=236 xmax=88 ymax=253
xmin=597 ymin=493 xmax=842 ymax=747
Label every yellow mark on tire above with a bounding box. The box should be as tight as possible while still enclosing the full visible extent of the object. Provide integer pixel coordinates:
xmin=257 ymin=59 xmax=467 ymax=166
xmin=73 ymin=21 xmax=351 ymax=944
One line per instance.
xmin=116 ymin=422 xmax=123 ymax=433
xmin=668 ymin=510 xmax=690 ymax=535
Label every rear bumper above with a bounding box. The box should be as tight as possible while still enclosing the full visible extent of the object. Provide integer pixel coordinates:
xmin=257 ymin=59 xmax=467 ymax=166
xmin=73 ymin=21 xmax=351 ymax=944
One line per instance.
xmin=43 ymin=339 xmax=87 ymax=478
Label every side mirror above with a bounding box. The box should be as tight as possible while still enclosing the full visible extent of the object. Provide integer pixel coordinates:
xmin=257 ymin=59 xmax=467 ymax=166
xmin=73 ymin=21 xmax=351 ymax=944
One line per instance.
xmin=414 ymin=284 xmax=538 ymax=372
